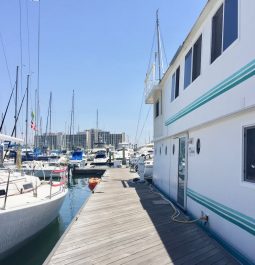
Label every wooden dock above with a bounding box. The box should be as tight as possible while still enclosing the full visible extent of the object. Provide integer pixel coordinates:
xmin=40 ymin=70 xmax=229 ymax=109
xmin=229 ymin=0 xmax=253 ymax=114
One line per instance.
xmin=44 ymin=168 xmax=239 ymax=265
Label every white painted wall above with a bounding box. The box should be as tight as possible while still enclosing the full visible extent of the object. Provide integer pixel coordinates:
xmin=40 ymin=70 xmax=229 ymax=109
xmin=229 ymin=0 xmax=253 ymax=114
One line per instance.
xmin=151 ymin=0 xmax=255 ymax=262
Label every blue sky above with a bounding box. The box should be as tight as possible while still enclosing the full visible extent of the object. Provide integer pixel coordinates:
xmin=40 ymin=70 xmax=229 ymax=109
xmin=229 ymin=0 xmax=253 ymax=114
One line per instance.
xmin=0 ymin=0 xmax=207 ymax=145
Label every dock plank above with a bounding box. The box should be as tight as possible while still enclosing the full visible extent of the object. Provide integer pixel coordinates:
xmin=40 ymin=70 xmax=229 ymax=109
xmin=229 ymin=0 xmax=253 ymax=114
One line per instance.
xmin=44 ymin=168 xmax=240 ymax=265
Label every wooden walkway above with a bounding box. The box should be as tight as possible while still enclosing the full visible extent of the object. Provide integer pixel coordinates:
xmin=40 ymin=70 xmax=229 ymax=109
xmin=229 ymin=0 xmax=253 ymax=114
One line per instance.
xmin=44 ymin=168 xmax=239 ymax=265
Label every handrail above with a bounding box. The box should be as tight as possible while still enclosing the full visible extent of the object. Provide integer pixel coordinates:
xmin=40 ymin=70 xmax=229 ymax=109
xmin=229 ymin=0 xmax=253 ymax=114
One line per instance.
xmin=2 ymin=169 xmax=11 ymax=210
xmin=49 ymin=167 xmax=66 ymax=199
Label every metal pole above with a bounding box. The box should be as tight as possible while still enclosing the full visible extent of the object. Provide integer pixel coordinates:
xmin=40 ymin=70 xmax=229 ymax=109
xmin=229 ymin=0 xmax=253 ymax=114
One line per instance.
xmin=156 ymin=10 xmax=161 ymax=81
xmin=14 ymin=66 xmax=19 ymax=138
xmin=2 ymin=169 xmax=11 ymax=210
xmin=25 ymin=75 xmax=29 ymax=160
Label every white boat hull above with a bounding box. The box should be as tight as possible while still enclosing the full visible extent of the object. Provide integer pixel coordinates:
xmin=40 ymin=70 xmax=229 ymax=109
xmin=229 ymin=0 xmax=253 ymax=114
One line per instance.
xmin=0 ymin=190 xmax=67 ymax=257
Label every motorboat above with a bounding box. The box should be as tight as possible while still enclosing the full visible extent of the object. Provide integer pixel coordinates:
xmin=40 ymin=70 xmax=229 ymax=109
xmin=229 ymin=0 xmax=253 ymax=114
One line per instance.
xmin=93 ymin=152 xmax=108 ymax=165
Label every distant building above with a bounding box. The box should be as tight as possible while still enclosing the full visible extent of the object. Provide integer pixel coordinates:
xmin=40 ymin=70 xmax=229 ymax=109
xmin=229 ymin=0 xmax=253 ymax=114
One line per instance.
xmin=34 ymin=129 xmax=125 ymax=150
xmin=34 ymin=133 xmax=63 ymax=150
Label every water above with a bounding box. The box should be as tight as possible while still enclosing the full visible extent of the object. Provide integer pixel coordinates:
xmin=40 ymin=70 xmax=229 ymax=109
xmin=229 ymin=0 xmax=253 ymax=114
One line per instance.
xmin=1 ymin=176 xmax=92 ymax=265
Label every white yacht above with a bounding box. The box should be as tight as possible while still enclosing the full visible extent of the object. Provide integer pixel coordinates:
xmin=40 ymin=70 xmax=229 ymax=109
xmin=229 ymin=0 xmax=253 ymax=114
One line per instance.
xmin=0 ymin=134 xmax=68 ymax=257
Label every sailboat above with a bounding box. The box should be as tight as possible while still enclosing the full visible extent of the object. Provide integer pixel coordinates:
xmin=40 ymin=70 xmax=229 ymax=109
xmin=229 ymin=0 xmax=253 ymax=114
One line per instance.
xmin=0 ymin=138 xmax=67 ymax=257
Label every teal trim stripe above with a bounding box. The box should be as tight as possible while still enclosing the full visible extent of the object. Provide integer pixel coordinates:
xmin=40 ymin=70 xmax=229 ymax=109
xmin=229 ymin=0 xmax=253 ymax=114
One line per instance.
xmin=187 ymin=188 xmax=255 ymax=236
xmin=165 ymin=59 xmax=255 ymax=126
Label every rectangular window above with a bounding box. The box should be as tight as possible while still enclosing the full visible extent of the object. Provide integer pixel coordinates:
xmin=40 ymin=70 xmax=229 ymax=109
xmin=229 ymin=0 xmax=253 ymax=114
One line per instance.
xmin=192 ymin=35 xmax=202 ymax=81
xmin=155 ymin=100 xmax=159 ymax=118
xmin=175 ymin=67 xmax=180 ymax=98
xmin=244 ymin=126 xmax=255 ymax=183
xmin=171 ymin=67 xmax=180 ymax=102
xmin=171 ymin=72 xmax=176 ymax=102
xmin=223 ymin=0 xmax=238 ymax=51
xmin=184 ymin=49 xmax=192 ymax=89
xmin=211 ymin=0 xmax=238 ymax=63
xmin=211 ymin=4 xmax=223 ymax=63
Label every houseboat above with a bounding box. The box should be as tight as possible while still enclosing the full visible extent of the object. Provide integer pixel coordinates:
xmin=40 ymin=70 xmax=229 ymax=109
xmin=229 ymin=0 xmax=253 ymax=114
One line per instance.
xmin=145 ymin=0 xmax=255 ymax=263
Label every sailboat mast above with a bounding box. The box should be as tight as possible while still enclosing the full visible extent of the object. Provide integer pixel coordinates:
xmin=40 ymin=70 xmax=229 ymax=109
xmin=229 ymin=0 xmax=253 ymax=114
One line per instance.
xmin=69 ymin=90 xmax=74 ymax=150
xmin=49 ymin=91 xmax=52 ymax=149
xmin=72 ymin=90 xmax=74 ymax=148
xmin=25 ymin=75 xmax=29 ymax=156
xmin=156 ymin=10 xmax=161 ymax=81
xmin=14 ymin=66 xmax=19 ymax=137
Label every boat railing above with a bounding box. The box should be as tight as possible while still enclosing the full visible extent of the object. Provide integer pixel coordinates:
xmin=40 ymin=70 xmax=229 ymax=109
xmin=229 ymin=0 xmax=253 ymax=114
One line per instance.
xmin=1 ymin=169 xmax=11 ymax=210
xmin=49 ymin=168 xmax=67 ymax=199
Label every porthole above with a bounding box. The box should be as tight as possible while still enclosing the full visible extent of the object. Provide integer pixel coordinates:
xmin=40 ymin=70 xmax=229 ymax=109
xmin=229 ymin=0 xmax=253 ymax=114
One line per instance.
xmin=172 ymin=144 xmax=175 ymax=155
xmin=165 ymin=146 xmax=167 ymax=155
xmin=160 ymin=147 xmax=161 ymax=155
xmin=196 ymin=139 xmax=201 ymax=154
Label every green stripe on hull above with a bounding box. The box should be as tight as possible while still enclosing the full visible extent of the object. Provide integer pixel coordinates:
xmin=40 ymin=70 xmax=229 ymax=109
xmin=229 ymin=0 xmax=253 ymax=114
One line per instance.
xmin=187 ymin=188 xmax=255 ymax=235
xmin=165 ymin=60 xmax=255 ymax=126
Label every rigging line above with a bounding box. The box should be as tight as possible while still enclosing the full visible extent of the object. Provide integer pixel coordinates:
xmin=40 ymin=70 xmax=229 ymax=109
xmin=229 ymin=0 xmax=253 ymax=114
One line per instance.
xmin=26 ymin=0 xmax=31 ymax=73
xmin=159 ymin=24 xmax=168 ymax=67
xmin=0 ymin=32 xmax=13 ymax=88
xmin=19 ymin=0 xmax=23 ymax=92
xmin=137 ymin=106 xmax=152 ymax=144
xmin=146 ymin=24 xmax=157 ymax=75
xmin=134 ymin=88 xmax=145 ymax=145
xmin=19 ymin=0 xmax=24 ymax=137
xmin=135 ymin=25 xmax=156 ymax=145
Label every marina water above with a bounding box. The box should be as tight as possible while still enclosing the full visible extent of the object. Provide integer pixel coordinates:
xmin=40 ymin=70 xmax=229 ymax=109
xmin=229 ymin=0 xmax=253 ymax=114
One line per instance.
xmin=1 ymin=175 xmax=92 ymax=265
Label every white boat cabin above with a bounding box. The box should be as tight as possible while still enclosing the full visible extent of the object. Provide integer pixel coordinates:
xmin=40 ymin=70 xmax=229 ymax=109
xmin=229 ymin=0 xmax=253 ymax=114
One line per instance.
xmin=145 ymin=0 xmax=255 ymax=263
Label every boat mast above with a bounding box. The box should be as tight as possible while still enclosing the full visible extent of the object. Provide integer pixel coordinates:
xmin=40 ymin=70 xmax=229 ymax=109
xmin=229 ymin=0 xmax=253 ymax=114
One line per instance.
xmin=49 ymin=91 xmax=52 ymax=150
xmin=156 ymin=10 xmax=161 ymax=81
xmin=14 ymin=66 xmax=19 ymax=137
xmin=69 ymin=90 xmax=74 ymax=150
xmin=25 ymin=75 xmax=29 ymax=158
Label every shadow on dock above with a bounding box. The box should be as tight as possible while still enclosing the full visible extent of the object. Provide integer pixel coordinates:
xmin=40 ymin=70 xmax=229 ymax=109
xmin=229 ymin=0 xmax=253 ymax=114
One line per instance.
xmin=122 ymin=177 xmax=239 ymax=264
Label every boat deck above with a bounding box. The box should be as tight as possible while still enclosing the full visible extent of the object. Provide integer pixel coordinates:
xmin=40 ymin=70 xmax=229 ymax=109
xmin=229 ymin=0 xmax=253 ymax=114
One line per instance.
xmin=44 ymin=168 xmax=239 ymax=265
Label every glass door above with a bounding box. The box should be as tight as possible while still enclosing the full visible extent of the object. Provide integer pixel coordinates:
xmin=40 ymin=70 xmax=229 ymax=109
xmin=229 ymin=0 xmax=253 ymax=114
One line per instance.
xmin=177 ymin=136 xmax=187 ymax=209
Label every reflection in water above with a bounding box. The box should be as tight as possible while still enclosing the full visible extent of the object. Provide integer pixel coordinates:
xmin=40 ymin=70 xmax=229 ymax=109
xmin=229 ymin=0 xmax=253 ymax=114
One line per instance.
xmin=1 ymin=176 xmax=91 ymax=265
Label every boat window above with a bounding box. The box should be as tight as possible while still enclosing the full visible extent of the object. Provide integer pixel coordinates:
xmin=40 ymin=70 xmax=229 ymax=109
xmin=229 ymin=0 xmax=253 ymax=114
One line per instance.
xmin=196 ymin=139 xmax=201 ymax=154
xmin=171 ymin=67 xmax=180 ymax=102
xmin=244 ymin=126 xmax=255 ymax=183
xmin=171 ymin=72 xmax=176 ymax=102
xmin=211 ymin=0 xmax=238 ymax=63
xmin=23 ymin=183 xmax=33 ymax=190
xmin=211 ymin=4 xmax=223 ymax=63
xmin=160 ymin=147 xmax=161 ymax=155
xmin=165 ymin=146 xmax=167 ymax=155
xmin=0 ymin=189 xmax=5 ymax=196
xmin=155 ymin=100 xmax=159 ymax=118
xmin=223 ymin=0 xmax=238 ymax=51
xmin=175 ymin=67 xmax=180 ymax=98
xmin=95 ymin=154 xmax=106 ymax=159
xmin=184 ymin=49 xmax=192 ymax=89
xmin=192 ymin=35 xmax=202 ymax=81
xmin=172 ymin=144 xmax=175 ymax=155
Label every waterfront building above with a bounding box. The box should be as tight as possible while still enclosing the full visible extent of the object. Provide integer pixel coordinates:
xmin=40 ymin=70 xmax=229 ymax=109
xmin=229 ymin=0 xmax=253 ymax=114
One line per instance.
xmin=145 ymin=0 xmax=255 ymax=263
xmin=35 ymin=133 xmax=63 ymax=150
xmin=34 ymin=129 xmax=125 ymax=150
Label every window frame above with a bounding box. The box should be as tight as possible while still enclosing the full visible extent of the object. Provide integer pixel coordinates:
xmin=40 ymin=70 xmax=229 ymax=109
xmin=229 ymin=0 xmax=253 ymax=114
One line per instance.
xmin=171 ymin=66 xmax=180 ymax=102
xmin=155 ymin=100 xmax=160 ymax=118
xmin=243 ymin=125 xmax=255 ymax=184
xmin=184 ymin=34 xmax=203 ymax=89
xmin=211 ymin=0 xmax=239 ymax=64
